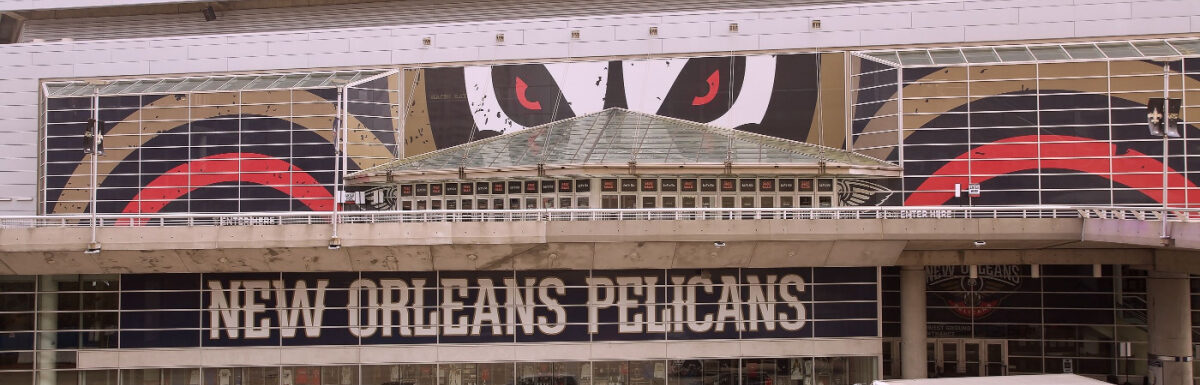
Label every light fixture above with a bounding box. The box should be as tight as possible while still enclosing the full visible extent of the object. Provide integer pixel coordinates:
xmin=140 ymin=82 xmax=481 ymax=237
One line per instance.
xmin=972 ymin=240 xmax=986 ymax=247
xmin=968 ymin=265 xmax=978 ymax=279
xmin=422 ymin=37 xmax=432 ymax=46
xmin=713 ymin=241 xmax=726 ymax=248
xmin=202 ymin=5 xmax=217 ymax=22
xmin=728 ymin=23 xmax=739 ymax=33
xmin=84 ymin=242 xmax=101 ymax=254
xmin=495 ymin=33 xmax=505 ymax=43
xmin=811 ymin=19 xmax=822 ymax=30
xmin=649 ymin=26 xmax=658 ymax=36
xmin=570 ymin=30 xmax=581 ymax=40
xmin=327 ymin=237 xmax=341 ymax=250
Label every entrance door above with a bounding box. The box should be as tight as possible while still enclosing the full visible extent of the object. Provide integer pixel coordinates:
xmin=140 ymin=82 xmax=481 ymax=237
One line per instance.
xmin=932 ymin=339 xmax=1007 ymax=377
xmin=983 ymin=340 xmax=1008 ymax=376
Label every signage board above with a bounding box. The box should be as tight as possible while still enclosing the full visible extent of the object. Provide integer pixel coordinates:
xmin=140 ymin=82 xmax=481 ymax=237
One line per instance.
xmin=118 ymin=268 xmax=879 ymax=348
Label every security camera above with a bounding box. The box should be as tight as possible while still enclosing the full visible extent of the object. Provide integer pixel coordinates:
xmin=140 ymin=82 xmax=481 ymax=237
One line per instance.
xmin=713 ymin=241 xmax=726 ymax=248
xmin=973 ymin=240 xmax=986 ymax=247
xmin=83 ymin=242 xmax=102 ymax=254
xmin=328 ymin=237 xmax=342 ymax=250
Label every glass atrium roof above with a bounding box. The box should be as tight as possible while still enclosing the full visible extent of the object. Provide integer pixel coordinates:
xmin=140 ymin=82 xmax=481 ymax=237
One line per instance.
xmin=43 ymin=69 xmax=392 ymax=98
xmin=352 ymin=108 xmax=898 ymax=180
xmin=857 ymin=38 xmax=1200 ymax=67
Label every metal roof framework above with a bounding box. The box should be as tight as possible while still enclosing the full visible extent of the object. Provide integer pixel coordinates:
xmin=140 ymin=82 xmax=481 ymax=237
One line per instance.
xmin=42 ymin=69 xmax=396 ymax=98
xmin=854 ymin=37 xmax=1200 ymax=68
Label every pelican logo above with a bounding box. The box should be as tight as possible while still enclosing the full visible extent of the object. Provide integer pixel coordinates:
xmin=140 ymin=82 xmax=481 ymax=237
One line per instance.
xmin=925 ymin=265 xmax=1022 ymax=320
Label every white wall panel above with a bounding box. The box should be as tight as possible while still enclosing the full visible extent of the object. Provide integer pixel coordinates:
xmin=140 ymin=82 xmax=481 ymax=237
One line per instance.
xmin=477 ymin=42 xmax=570 ymax=61
xmin=226 ymin=54 xmax=308 ymax=71
xmin=188 ymin=42 xmax=268 ymax=59
xmin=912 ymin=8 xmax=1018 ymax=28
xmin=269 ymin=38 xmax=351 ymax=56
xmin=964 ymin=21 xmax=1075 ymax=41
xmin=818 ymin=12 xmax=912 ymax=31
xmin=1132 ymin=0 xmax=1200 ymax=18
xmin=308 ymin=50 xmax=390 ymax=68
xmin=110 ymin=46 xmax=188 ymax=62
xmin=660 ymin=34 xmax=759 ymax=55
xmin=73 ymin=60 xmax=149 ymax=77
xmin=147 ymin=57 xmax=228 ymax=74
xmin=860 ymin=26 xmax=965 ymax=46
xmin=1076 ymin=16 xmax=1193 ymax=37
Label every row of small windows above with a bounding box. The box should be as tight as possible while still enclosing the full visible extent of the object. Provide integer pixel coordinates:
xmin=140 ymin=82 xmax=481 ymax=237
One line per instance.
xmin=399 ymin=178 xmax=837 ymax=197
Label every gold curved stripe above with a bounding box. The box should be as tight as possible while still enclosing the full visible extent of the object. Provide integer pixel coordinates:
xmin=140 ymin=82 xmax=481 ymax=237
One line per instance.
xmin=853 ymin=60 xmax=1199 ymax=154
xmin=51 ymin=89 xmax=394 ymax=214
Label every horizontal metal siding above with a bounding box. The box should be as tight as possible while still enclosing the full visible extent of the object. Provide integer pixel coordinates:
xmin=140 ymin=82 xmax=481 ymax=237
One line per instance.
xmin=19 ymin=0 xmax=901 ymax=42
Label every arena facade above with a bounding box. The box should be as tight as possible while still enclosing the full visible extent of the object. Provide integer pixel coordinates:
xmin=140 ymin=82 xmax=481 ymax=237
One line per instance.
xmin=0 ymin=1 xmax=1198 ymax=385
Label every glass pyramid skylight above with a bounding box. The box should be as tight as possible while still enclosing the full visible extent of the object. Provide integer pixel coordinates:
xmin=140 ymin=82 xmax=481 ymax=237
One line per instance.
xmin=353 ymin=108 xmax=898 ymax=178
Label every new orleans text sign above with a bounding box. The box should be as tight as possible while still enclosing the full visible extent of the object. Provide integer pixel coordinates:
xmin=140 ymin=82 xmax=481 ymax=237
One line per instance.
xmin=119 ymin=268 xmax=878 ymax=348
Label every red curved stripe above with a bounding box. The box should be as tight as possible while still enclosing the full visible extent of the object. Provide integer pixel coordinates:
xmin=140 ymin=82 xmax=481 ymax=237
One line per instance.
xmin=122 ymin=152 xmax=333 ymax=214
xmin=515 ymin=76 xmax=542 ymax=111
xmin=906 ymin=135 xmax=1198 ymax=206
xmin=691 ymin=70 xmax=720 ymax=106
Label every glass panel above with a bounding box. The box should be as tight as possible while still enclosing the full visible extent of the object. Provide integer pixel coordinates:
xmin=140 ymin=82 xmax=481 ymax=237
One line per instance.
xmin=1062 ymin=44 xmax=1104 ymax=59
xmin=962 ymin=48 xmax=1000 ymax=63
xmin=97 ymin=80 xmax=137 ymax=95
xmin=295 ymin=73 xmax=333 ymax=88
xmin=267 ymin=74 xmax=309 ymax=89
xmin=994 ymin=47 xmax=1034 ymax=62
xmin=1029 ymin=46 xmax=1069 ymax=60
xmin=218 ymin=76 xmax=258 ymax=91
xmin=1098 ymin=42 xmax=1142 ymax=58
xmin=897 ymin=51 xmax=933 ymax=66
xmin=865 ymin=51 xmax=899 ymax=64
xmin=1168 ymin=39 xmax=1200 ymax=55
xmin=1133 ymin=40 xmax=1179 ymax=57
xmin=930 ymin=49 xmax=966 ymax=64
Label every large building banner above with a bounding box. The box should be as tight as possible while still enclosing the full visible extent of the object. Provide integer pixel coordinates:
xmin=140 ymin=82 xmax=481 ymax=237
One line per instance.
xmin=116 ymin=267 xmax=879 ymax=348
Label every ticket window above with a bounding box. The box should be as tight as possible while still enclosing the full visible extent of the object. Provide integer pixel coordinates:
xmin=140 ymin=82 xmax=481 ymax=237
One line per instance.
xmin=400 ymin=184 xmax=415 ymax=210
xmin=574 ymin=179 xmax=592 ymax=209
xmin=429 ymin=184 xmax=444 ymax=209
xmin=798 ymin=179 xmax=816 ymax=207
xmin=640 ymin=178 xmax=659 ymax=209
xmin=760 ymin=196 xmax=774 ymax=219
xmin=816 ymin=178 xmax=836 ymax=207
xmin=557 ymin=179 xmax=573 ymax=209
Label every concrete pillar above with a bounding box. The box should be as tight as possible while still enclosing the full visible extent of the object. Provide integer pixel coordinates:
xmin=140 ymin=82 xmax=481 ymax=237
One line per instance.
xmin=901 ymin=266 xmax=928 ymax=379
xmin=36 ymin=275 xmax=57 ymax=385
xmin=1147 ymin=270 xmax=1193 ymax=385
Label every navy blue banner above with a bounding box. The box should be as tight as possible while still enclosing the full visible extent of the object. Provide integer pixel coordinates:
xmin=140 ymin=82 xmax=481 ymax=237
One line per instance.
xmin=119 ymin=268 xmax=878 ymax=348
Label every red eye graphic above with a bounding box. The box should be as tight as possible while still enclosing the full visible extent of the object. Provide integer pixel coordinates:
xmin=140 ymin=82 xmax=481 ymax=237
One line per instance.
xmin=515 ymin=76 xmax=542 ymax=110
xmin=691 ymin=70 xmax=720 ymax=106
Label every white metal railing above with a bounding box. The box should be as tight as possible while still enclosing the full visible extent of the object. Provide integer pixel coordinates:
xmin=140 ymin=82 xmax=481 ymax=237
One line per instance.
xmin=0 ymin=205 xmax=1195 ymax=229
xmin=0 ymin=205 xmax=1150 ymax=229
